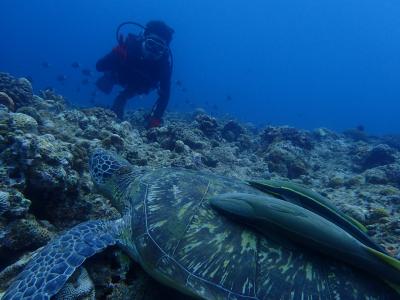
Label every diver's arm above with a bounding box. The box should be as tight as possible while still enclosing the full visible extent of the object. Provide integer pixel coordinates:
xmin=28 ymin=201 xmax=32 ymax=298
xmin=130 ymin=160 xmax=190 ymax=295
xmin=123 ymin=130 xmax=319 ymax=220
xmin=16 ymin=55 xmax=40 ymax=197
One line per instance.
xmin=96 ymin=45 xmax=127 ymax=72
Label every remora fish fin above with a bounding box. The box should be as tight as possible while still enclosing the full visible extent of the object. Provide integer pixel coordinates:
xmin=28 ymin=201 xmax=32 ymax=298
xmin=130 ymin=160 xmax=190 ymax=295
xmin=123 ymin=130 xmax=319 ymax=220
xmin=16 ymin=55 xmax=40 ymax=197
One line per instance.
xmin=247 ymin=179 xmax=394 ymax=257
xmin=249 ymin=179 xmax=368 ymax=232
xmin=366 ymin=247 xmax=400 ymax=272
xmin=279 ymin=191 xmax=368 ymax=233
xmin=366 ymin=246 xmax=400 ymax=294
xmin=345 ymin=215 xmax=368 ymax=233
xmin=384 ymin=281 xmax=400 ymax=295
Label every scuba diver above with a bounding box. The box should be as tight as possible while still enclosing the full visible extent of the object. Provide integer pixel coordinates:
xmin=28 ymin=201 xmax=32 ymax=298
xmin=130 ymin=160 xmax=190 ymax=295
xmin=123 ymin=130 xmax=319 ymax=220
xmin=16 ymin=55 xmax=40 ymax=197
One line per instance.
xmin=96 ymin=20 xmax=174 ymax=128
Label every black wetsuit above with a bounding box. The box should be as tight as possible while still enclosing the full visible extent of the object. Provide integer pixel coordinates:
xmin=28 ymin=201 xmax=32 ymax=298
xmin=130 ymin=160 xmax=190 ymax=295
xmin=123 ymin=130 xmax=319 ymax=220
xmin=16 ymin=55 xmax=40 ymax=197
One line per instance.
xmin=96 ymin=34 xmax=171 ymax=120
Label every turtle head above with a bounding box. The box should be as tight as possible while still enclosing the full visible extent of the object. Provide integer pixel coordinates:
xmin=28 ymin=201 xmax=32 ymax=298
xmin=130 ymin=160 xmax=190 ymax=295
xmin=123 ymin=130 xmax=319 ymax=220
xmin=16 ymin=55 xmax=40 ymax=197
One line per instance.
xmin=89 ymin=148 xmax=137 ymax=212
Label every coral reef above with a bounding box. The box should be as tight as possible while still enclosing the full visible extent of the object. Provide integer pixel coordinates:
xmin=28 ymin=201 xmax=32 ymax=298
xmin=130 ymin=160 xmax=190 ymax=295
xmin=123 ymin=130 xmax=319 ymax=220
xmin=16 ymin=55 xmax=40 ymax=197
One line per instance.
xmin=359 ymin=144 xmax=397 ymax=170
xmin=0 ymin=72 xmax=399 ymax=298
xmin=0 ymin=191 xmax=10 ymax=216
xmin=0 ymin=92 xmax=15 ymax=111
xmin=260 ymin=126 xmax=314 ymax=150
xmin=54 ymin=267 xmax=95 ymax=300
xmin=0 ymin=73 xmax=34 ymax=110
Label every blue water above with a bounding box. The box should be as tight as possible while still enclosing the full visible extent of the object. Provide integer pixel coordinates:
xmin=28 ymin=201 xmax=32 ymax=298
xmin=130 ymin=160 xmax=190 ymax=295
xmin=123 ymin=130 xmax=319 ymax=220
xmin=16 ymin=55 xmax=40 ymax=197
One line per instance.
xmin=1 ymin=0 xmax=399 ymax=134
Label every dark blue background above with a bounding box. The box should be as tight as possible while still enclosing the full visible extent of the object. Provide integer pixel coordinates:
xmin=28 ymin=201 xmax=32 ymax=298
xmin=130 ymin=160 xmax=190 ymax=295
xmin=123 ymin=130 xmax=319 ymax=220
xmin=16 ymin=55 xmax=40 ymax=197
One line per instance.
xmin=1 ymin=0 xmax=399 ymax=134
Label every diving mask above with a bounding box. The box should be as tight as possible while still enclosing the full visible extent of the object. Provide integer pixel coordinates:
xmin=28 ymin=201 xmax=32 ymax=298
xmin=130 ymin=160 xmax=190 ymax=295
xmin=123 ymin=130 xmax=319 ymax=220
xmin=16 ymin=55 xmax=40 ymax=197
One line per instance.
xmin=143 ymin=34 xmax=168 ymax=58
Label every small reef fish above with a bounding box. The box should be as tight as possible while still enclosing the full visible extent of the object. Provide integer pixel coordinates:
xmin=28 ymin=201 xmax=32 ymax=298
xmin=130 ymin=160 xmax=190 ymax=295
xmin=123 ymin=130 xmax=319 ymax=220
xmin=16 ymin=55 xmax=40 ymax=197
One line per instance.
xmin=71 ymin=62 xmax=81 ymax=69
xmin=41 ymin=61 xmax=50 ymax=68
xmin=57 ymin=75 xmax=67 ymax=82
xmin=81 ymin=69 xmax=93 ymax=77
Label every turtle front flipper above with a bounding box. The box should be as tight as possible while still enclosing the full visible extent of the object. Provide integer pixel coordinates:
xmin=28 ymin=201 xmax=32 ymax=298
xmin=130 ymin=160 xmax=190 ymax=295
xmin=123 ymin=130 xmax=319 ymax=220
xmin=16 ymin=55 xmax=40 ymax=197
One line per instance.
xmin=248 ymin=179 xmax=388 ymax=254
xmin=210 ymin=192 xmax=400 ymax=292
xmin=3 ymin=219 xmax=124 ymax=300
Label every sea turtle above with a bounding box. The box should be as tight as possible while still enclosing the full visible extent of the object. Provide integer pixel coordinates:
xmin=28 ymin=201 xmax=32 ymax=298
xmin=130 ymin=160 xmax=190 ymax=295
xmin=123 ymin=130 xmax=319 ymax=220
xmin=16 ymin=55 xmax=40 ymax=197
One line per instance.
xmin=3 ymin=149 xmax=400 ymax=299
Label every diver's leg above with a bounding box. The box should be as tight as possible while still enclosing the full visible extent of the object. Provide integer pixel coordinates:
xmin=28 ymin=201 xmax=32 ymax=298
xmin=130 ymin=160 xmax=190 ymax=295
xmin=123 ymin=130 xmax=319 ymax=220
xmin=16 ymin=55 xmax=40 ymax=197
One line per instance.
xmin=111 ymin=88 xmax=136 ymax=119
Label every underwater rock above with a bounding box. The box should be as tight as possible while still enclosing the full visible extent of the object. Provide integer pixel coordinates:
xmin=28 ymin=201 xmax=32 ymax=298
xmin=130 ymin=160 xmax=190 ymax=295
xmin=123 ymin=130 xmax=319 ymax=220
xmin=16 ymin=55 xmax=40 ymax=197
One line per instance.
xmin=0 ymin=92 xmax=15 ymax=111
xmin=146 ymin=126 xmax=175 ymax=150
xmin=16 ymin=106 xmax=42 ymax=126
xmin=381 ymin=164 xmax=400 ymax=186
xmin=1 ymin=217 xmax=55 ymax=251
xmin=38 ymin=89 xmax=68 ymax=113
xmin=234 ymin=134 xmax=256 ymax=152
xmin=102 ymin=133 xmax=125 ymax=152
xmin=0 ymin=73 xmax=34 ymax=110
xmin=264 ymin=143 xmax=308 ymax=178
xmin=4 ymin=190 xmax=31 ymax=218
xmin=178 ymin=129 xmax=207 ymax=150
xmin=146 ymin=124 xmax=206 ymax=151
xmin=0 ymin=155 xmax=27 ymax=190
xmin=38 ymin=191 xmax=121 ymax=229
xmin=195 ymin=113 xmax=218 ymax=137
xmin=32 ymin=134 xmax=73 ymax=165
xmin=54 ymin=267 xmax=95 ymax=300
xmin=312 ymin=127 xmax=339 ymax=140
xmin=327 ymin=174 xmax=345 ymax=188
xmin=343 ymin=175 xmax=365 ymax=187
xmin=82 ymin=107 xmax=116 ymax=125
xmin=8 ymin=192 xmax=30 ymax=217
xmin=364 ymin=168 xmax=390 ymax=185
xmin=343 ymin=127 xmax=368 ymax=142
xmin=201 ymin=153 xmax=219 ymax=168
xmin=28 ymin=161 xmax=77 ymax=194
xmin=208 ymin=146 xmax=238 ymax=166
xmin=60 ymin=109 xmax=89 ymax=127
xmin=221 ymin=120 xmax=245 ymax=142
xmin=105 ymin=283 xmax=135 ymax=300
xmin=367 ymin=206 xmax=392 ymax=225
xmin=0 ymin=191 xmax=10 ymax=216
xmin=360 ymin=144 xmax=396 ymax=170
xmin=381 ymin=134 xmax=400 ymax=151
xmin=10 ymin=112 xmax=38 ymax=134
xmin=174 ymin=139 xmax=186 ymax=153
xmin=260 ymin=126 xmax=313 ymax=150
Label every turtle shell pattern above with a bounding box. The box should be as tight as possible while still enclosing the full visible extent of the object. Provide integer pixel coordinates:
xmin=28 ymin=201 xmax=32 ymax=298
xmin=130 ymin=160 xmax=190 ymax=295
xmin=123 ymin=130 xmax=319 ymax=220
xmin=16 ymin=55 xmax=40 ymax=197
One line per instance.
xmin=125 ymin=168 xmax=396 ymax=300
